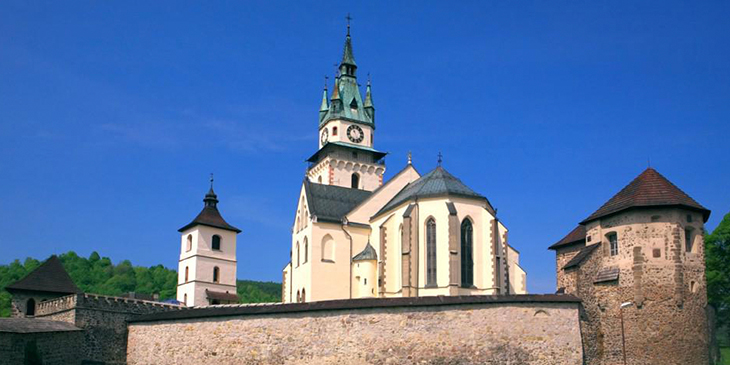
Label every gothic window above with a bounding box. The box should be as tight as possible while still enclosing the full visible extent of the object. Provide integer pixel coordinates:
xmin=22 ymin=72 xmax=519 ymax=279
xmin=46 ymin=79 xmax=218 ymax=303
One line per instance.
xmin=351 ymin=173 xmax=360 ymax=189
xmin=212 ymin=235 xmax=221 ymax=251
xmin=296 ymin=242 xmax=300 ymax=267
xmin=213 ymin=267 xmax=220 ymax=283
xmin=304 ymin=237 xmax=309 ymax=263
xmin=184 ymin=294 xmax=187 ymax=306
xmin=302 ymin=288 xmax=306 ymax=302
xmin=685 ymin=228 xmax=694 ymax=253
xmin=303 ymin=207 xmax=309 ymax=229
xmin=333 ymin=126 xmax=338 ymax=136
xmin=460 ymin=219 xmax=474 ymax=287
xmin=186 ymin=234 xmax=192 ymax=252
xmin=322 ymin=235 xmax=335 ymax=262
xmin=426 ymin=218 xmax=437 ymax=286
xmin=318 ymin=176 xmax=322 ymax=183
xmin=296 ymin=290 xmax=300 ymax=303
xmin=185 ymin=266 xmax=189 ymax=282
xmin=608 ymin=233 xmax=618 ymax=256
xmin=26 ymin=298 xmax=35 ymax=316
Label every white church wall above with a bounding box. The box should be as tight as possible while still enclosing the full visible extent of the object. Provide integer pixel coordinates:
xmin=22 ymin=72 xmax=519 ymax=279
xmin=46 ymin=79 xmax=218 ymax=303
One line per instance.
xmin=319 ymin=120 xmax=374 ymax=150
xmin=347 ymin=164 xmax=419 ymax=225
xmin=451 ymin=197 xmax=497 ymax=295
xmin=309 ymin=222 xmax=356 ymax=301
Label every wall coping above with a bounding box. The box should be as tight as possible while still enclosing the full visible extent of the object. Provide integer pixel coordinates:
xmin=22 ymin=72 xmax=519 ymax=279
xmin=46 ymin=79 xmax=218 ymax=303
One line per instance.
xmin=129 ymin=294 xmax=581 ymax=323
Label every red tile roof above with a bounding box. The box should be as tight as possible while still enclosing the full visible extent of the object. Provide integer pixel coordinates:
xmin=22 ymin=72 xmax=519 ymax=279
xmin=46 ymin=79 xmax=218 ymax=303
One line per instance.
xmin=548 ymin=225 xmax=586 ymax=250
xmin=581 ymin=168 xmax=710 ymax=224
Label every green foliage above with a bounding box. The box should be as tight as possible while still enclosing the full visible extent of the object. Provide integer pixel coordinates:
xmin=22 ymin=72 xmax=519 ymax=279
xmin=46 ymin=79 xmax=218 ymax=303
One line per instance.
xmin=1 ymin=251 xmax=281 ymax=316
xmin=707 ymin=212 xmax=730 ymax=333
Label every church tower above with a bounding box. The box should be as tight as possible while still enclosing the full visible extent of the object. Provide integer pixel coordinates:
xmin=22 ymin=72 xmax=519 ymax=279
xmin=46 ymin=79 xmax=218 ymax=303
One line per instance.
xmin=307 ymin=23 xmax=386 ymax=191
xmin=177 ymin=177 xmax=241 ymax=307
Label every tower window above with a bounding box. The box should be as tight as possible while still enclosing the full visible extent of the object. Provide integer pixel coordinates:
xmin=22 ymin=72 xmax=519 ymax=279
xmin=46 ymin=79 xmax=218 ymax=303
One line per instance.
xmin=186 ymin=234 xmax=192 ymax=252
xmin=302 ymin=288 xmax=306 ymax=302
xmin=213 ymin=267 xmax=220 ymax=283
xmin=426 ymin=218 xmax=437 ymax=286
xmin=687 ymin=214 xmax=693 ymax=223
xmin=296 ymin=242 xmax=300 ymax=267
xmin=352 ymin=152 xmax=358 ymax=159
xmin=26 ymin=298 xmax=35 ymax=316
xmin=318 ymin=176 xmax=322 ymax=184
xmin=184 ymin=293 xmax=188 ymax=306
xmin=332 ymin=126 xmax=338 ymax=136
xmin=685 ymin=228 xmax=694 ymax=253
xmin=351 ymin=173 xmax=360 ymax=189
xmin=212 ymin=235 xmax=221 ymax=251
xmin=185 ymin=266 xmax=189 ymax=282
xmin=607 ymin=233 xmax=618 ymax=256
xmin=304 ymin=237 xmax=309 ymax=263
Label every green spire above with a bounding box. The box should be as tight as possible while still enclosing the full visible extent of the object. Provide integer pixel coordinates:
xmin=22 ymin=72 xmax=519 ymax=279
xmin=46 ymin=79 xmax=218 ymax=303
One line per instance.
xmin=364 ymin=78 xmax=374 ymax=108
xmin=320 ymin=80 xmax=329 ymax=112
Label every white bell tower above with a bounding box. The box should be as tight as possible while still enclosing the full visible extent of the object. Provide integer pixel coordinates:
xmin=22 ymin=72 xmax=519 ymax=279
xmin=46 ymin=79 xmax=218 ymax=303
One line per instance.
xmin=177 ymin=176 xmax=241 ymax=307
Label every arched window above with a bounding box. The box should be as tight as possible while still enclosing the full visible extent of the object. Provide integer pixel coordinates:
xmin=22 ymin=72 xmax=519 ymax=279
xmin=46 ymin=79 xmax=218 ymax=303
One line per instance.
xmin=322 ymin=234 xmax=335 ymax=262
xmin=426 ymin=218 xmax=437 ymax=286
xmin=296 ymin=242 xmax=300 ymax=267
xmin=296 ymin=290 xmax=301 ymax=303
xmin=183 ymin=294 xmax=188 ymax=306
xmin=303 ymin=207 xmax=309 ymax=229
xmin=185 ymin=266 xmax=189 ymax=282
xmin=318 ymin=176 xmax=322 ymax=183
xmin=607 ymin=232 xmax=618 ymax=256
xmin=212 ymin=235 xmax=221 ymax=251
xmin=304 ymin=237 xmax=309 ymax=263
xmin=333 ymin=126 xmax=338 ymax=136
xmin=296 ymin=213 xmax=300 ymax=232
xmin=351 ymin=173 xmax=360 ymax=189
xmin=302 ymin=288 xmax=306 ymax=303
xmin=213 ymin=267 xmax=220 ymax=283
xmin=186 ymin=234 xmax=192 ymax=252
xmin=685 ymin=228 xmax=695 ymax=252
xmin=26 ymin=298 xmax=35 ymax=316
xmin=461 ymin=219 xmax=474 ymax=287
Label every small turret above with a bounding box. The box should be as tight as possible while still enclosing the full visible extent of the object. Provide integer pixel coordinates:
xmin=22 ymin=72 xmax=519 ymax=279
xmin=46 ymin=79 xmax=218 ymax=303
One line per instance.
xmin=319 ymin=81 xmax=329 ymax=122
xmin=364 ymin=78 xmax=374 ymax=122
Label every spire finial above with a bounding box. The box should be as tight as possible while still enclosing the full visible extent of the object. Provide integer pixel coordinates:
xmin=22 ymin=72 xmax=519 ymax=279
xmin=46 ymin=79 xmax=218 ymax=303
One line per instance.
xmin=407 ymin=151 xmax=412 ymax=165
xmin=346 ymin=13 xmax=352 ymax=36
xmin=437 ymin=152 xmax=443 ymax=166
xmin=204 ymin=173 xmax=218 ymax=207
xmin=324 ymin=75 xmax=329 ymax=90
xmin=367 ymin=72 xmax=371 ymax=86
xmin=209 ymin=173 xmax=214 ymax=189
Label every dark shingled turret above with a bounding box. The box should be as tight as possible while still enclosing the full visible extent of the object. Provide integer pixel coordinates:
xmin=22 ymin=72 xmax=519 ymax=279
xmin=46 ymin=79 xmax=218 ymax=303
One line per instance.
xmin=5 ymin=255 xmax=81 ymax=295
xmin=179 ymin=184 xmax=241 ymax=233
xmin=581 ymin=167 xmax=710 ymax=224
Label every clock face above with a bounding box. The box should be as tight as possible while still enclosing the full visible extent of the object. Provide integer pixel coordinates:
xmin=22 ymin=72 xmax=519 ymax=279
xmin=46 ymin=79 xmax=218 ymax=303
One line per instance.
xmin=321 ymin=128 xmax=329 ymax=144
xmin=347 ymin=125 xmax=364 ymax=143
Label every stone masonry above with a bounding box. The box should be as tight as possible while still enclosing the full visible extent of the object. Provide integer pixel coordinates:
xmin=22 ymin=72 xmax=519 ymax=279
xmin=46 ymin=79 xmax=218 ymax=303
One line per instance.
xmin=127 ymin=295 xmax=583 ymax=365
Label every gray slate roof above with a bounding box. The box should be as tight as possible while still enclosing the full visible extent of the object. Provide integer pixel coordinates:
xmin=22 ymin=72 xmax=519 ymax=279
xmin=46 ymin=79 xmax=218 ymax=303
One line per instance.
xmin=353 ymin=242 xmax=377 ymax=261
xmin=0 ymin=318 xmax=82 ymax=333
xmin=374 ymin=166 xmax=490 ymax=218
xmin=304 ymin=180 xmax=373 ymax=223
xmin=178 ymin=188 xmax=241 ymax=233
xmin=594 ymin=267 xmax=620 ymax=283
xmin=5 ymin=256 xmax=81 ymax=295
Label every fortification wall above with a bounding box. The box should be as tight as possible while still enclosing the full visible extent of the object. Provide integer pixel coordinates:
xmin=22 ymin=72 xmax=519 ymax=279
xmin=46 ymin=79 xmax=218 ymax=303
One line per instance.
xmin=0 ymin=330 xmax=84 ymax=365
xmin=36 ymin=293 xmax=182 ymax=365
xmin=127 ymin=295 xmax=583 ymax=365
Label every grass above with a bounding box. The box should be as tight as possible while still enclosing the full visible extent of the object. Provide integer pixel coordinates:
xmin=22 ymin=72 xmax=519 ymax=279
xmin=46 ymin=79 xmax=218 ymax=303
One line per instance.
xmin=721 ymin=347 xmax=730 ymax=365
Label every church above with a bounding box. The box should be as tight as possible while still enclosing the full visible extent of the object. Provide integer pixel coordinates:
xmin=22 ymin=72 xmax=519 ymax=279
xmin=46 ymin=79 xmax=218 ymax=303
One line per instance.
xmin=281 ymin=26 xmax=527 ymax=303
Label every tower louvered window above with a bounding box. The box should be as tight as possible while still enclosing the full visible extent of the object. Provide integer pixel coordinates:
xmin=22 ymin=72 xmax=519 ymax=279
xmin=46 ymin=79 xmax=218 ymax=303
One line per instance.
xmin=461 ymin=219 xmax=474 ymax=287
xmin=426 ymin=218 xmax=437 ymax=286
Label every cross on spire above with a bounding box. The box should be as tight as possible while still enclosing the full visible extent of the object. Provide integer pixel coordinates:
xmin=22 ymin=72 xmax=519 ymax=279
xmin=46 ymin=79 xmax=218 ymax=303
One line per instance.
xmin=407 ymin=151 xmax=412 ymax=165
xmin=209 ymin=173 xmax=214 ymax=189
xmin=324 ymin=75 xmax=329 ymax=89
xmin=346 ymin=13 xmax=352 ymax=35
xmin=437 ymin=152 xmax=443 ymax=166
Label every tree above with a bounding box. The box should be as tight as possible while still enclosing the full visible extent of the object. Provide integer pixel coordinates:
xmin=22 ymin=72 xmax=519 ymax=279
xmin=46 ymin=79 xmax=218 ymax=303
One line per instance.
xmin=706 ymin=212 xmax=730 ymax=339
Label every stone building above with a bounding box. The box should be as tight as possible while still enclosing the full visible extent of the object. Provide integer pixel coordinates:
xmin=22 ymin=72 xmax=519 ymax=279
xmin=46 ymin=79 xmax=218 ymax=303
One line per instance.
xmin=282 ymin=25 xmax=527 ymax=303
xmin=5 ymin=255 xmax=81 ymax=318
xmin=549 ymin=167 xmax=711 ymax=365
xmin=177 ymin=178 xmax=241 ymax=307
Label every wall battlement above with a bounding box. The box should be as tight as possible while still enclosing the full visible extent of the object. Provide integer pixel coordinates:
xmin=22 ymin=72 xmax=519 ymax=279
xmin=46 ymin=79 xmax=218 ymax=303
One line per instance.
xmin=37 ymin=293 xmax=181 ymax=318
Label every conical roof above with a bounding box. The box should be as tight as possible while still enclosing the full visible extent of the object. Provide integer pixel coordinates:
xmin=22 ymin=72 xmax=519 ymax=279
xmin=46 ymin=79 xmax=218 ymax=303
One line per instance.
xmin=5 ymin=256 xmax=81 ymax=294
xmin=374 ymin=166 xmax=492 ymax=218
xmin=581 ymin=168 xmax=710 ymax=224
xmin=179 ymin=187 xmax=241 ymax=233
xmin=341 ymin=33 xmax=357 ymax=67
xmin=353 ymin=242 xmax=377 ymax=261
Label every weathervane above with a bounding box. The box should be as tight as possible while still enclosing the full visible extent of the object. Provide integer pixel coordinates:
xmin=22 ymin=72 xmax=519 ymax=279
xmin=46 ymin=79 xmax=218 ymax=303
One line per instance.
xmin=209 ymin=173 xmax=214 ymax=189
xmin=346 ymin=13 xmax=352 ymax=35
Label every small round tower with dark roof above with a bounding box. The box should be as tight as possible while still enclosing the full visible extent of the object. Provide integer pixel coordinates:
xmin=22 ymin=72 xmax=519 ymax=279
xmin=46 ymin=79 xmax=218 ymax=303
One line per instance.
xmin=550 ymin=167 xmax=711 ymax=364
xmin=177 ymin=177 xmax=241 ymax=307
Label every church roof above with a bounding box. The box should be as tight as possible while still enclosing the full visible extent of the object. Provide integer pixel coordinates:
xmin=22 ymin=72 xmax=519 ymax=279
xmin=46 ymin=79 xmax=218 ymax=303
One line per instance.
xmin=0 ymin=318 xmax=82 ymax=334
xmin=548 ymin=225 xmax=586 ymax=250
xmin=581 ymin=168 xmax=710 ymax=224
xmin=178 ymin=187 xmax=241 ymax=233
xmin=373 ymin=166 xmax=491 ymax=218
xmin=352 ymin=242 xmax=377 ymax=261
xmin=205 ymin=289 xmax=239 ymax=303
xmin=5 ymin=256 xmax=81 ymax=295
xmin=304 ymin=180 xmax=372 ymax=223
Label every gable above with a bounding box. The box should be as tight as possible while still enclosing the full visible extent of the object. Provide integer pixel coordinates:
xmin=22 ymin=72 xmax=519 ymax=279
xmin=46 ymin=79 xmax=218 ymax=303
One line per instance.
xmin=346 ymin=164 xmax=421 ymax=224
xmin=303 ymin=179 xmax=372 ymax=223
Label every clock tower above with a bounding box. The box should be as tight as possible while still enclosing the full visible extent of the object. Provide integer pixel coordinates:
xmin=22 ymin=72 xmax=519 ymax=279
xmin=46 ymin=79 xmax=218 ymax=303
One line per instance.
xmin=307 ymin=25 xmax=386 ymax=191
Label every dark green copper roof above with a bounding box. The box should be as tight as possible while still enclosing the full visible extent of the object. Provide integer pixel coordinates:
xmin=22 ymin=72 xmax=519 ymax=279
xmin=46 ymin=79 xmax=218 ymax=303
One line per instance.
xmin=352 ymin=242 xmax=377 ymax=261
xmin=341 ymin=33 xmax=356 ymax=67
xmin=373 ymin=166 xmax=492 ymax=219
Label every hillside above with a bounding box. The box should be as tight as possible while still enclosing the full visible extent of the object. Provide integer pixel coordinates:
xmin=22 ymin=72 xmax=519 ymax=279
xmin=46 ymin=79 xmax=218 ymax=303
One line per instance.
xmin=0 ymin=251 xmax=281 ymax=317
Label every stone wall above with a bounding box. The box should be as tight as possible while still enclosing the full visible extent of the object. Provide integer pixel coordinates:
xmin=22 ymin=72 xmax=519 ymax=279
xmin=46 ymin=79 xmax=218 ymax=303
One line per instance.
xmin=35 ymin=293 xmax=182 ymax=365
xmin=127 ymin=295 xmax=583 ymax=365
xmin=0 ymin=331 xmax=84 ymax=365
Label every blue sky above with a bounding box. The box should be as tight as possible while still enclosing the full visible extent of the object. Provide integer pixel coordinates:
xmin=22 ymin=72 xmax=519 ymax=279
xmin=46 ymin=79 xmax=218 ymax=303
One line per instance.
xmin=1 ymin=1 xmax=728 ymax=294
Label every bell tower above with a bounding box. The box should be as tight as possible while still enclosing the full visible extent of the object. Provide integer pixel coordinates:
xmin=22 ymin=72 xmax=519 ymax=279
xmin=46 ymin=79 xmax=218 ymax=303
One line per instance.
xmin=307 ymin=20 xmax=386 ymax=191
xmin=177 ymin=176 xmax=241 ymax=307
